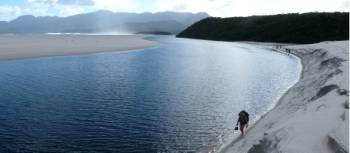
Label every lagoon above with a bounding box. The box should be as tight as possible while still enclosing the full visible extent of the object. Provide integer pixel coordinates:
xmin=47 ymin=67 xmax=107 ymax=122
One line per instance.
xmin=0 ymin=36 xmax=301 ymax=152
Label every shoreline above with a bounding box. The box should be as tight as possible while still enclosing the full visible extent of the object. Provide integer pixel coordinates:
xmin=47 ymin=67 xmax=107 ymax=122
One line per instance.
xmin=214 ymin=43 xmax=304 ymax=153
xmin=0 ymin=35 xmax=158 ymax=61
xmin=220 ymin=40 xmax=349 ymax=153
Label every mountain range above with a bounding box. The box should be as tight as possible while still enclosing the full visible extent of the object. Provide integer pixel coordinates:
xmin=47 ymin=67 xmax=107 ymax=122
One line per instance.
xmin=0 ymin=10 xmax=209 ymax=34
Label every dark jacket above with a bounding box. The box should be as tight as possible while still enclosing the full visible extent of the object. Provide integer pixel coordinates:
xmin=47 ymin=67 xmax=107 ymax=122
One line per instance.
xmin=236 ymin=110 xmax=249 ymax=126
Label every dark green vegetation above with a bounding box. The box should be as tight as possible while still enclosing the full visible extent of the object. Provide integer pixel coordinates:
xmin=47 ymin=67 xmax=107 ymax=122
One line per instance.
xmin=177 ymin=12 xmax=349 ymax=44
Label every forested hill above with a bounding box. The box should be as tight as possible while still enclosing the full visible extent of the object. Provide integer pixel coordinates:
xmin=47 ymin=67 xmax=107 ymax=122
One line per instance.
xmin=177 ymin=12 xmax=349 ymax=44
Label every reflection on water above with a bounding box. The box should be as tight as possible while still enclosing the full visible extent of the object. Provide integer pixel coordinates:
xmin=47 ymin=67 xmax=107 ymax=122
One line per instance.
xmin=0 ymin=36 xmax=301 ymax=152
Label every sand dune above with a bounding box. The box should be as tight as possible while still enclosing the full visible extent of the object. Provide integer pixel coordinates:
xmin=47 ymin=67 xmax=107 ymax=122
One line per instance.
xmin=221 ymin=40 xmax=349 ymax=153
xmin=0 ymin=35 xmax=158 ymax=60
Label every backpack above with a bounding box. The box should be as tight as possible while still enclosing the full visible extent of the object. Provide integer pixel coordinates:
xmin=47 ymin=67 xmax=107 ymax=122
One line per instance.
xmin=239 ymin=111 xmax=249 ymax=124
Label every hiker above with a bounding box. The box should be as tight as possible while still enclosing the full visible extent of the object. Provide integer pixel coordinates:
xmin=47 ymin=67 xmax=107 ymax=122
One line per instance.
xmin=286 ymin=48 xmax=291 ymax=55
xmin=235 ymin=110 xmax=249 ymax=136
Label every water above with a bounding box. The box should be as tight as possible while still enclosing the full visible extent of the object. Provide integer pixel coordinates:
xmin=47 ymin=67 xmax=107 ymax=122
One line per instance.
xmin=0 ymin=36 xmax=301 ymax=152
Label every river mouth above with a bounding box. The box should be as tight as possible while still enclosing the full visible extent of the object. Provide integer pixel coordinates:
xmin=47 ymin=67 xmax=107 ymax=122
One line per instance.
xmin=0 ymin=36 xmax=301 ymax=152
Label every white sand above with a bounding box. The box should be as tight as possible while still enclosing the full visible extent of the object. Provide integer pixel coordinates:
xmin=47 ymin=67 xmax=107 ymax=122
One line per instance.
xmin=220 ymin=40 xmax=349 ymax=153
xmin=0 ymin=35 xmax=158 ymax=60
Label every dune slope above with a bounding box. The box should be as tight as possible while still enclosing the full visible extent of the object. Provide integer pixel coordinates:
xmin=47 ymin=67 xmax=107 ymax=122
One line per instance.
xmin=221 ymin=40 xmax=349 ymax=153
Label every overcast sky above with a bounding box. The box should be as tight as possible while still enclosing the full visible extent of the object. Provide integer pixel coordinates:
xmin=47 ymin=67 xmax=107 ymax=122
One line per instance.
xmin=0 ymin=0 xmax=348 ymax=21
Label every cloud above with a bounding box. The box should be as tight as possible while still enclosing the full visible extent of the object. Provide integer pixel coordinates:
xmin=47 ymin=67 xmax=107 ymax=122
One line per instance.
xmin=0 ymin=5 xmax=21 ymax=21
xmin=154 ymin=0 xmax=234 ymax=17
xmin=22 ymin=0 xmax=57 ymax=17
xmin=154 ymin=0 xmax=349 ymax=17
xmin=25 ymin=0 xmax=140 ymax=16
xmin=22 ymin=0 xmax=140 ymax=18
xmin=341 ymin=0 xmax=349 ymax=9
xmin=27 ymin=0 xmax=57 ymax=6
xmin=57 ymin=5 xmax=89 ymax=16
xmin=91 ymin=0 xmax=139 ymax=12
xmin=57 ymin=0 xmax=94 ymax=6
xmin=173 ymin=4 xmax=187 ymax=11
xmin=0 ymin=0 xmax=347 ymax=21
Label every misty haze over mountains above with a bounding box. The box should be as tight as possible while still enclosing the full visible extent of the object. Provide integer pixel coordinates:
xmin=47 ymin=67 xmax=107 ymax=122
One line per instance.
xmin=0 ymin=10 xmax=209 ymax=34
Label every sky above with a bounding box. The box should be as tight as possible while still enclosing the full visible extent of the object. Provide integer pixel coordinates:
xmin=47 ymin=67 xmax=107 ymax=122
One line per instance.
xmin=0 ymin=0 xmax=348 ymax=21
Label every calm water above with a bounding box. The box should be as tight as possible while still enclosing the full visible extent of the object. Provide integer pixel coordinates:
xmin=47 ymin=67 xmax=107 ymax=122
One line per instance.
xmin=0 ymin=36 xmax=301 ymax=152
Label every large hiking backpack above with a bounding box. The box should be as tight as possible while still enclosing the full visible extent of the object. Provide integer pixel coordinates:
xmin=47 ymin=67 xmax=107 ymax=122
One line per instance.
xmin=239 ymin=111 xmax=249 ymax=124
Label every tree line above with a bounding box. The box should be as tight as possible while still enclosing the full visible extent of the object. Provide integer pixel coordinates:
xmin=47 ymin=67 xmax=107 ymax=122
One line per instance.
xmin=177 ymin=12 xmax=349 ymax=44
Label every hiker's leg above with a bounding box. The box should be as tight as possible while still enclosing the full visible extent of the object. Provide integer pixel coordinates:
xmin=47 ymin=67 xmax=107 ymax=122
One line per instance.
xmin=240 ymin=124 xmax=245 ymax=136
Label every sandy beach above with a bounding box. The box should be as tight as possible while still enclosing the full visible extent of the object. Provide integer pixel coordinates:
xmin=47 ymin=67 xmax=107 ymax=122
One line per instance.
xmin=0 ymin=35 xmax=158 ymax=60
xmin=220 ymin=40 xmax=349 ymax=153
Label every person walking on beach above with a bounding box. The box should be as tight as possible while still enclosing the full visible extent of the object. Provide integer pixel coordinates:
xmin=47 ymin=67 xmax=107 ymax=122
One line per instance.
xmin=286 ymin=48 xmax=291 ymax=55
xmin=235 ymin=110 xmax=249 ymax=136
